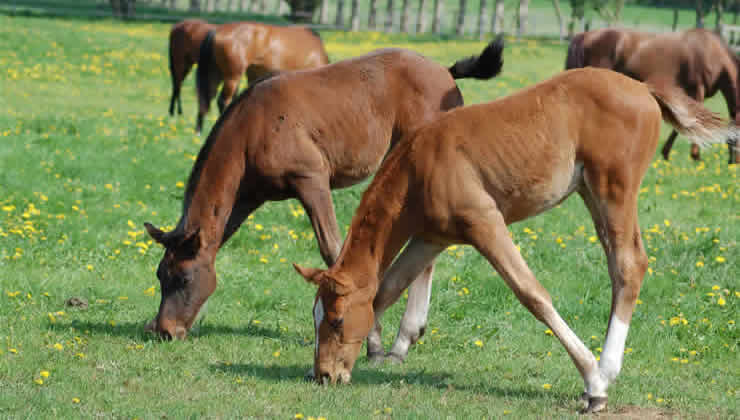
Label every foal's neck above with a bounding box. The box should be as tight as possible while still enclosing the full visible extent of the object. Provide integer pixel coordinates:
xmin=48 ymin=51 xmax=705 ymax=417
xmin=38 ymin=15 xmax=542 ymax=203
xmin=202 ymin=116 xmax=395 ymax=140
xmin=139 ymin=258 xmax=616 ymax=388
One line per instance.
xmin=330 ymin=152 xmax=420 ymax=288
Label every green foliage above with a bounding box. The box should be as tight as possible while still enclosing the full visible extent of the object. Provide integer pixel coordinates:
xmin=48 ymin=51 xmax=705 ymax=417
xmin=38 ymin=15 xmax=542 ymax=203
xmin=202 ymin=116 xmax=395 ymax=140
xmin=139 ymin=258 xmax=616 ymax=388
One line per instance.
xmin=0 ymin=14 xmax=738 ymax=419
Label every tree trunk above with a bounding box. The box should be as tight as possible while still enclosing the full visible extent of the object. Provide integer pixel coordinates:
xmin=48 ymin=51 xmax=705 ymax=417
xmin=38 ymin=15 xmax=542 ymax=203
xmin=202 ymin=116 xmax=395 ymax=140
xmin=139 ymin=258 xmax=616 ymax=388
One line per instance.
xmin=456 ymin=0 xmax=467 ymax=35
xmin=386 ymin=0 xmax=395 ymax=31
xmin=478 ymin=0 xmax=487 ymax=39
xmin=401 ymin=0 xmax=411 ymax=32
xmin=552 ymin=0 xmax=564 ymax=40
xmin=432 ymin=0 xmax=443 ymax=33
xmin=351 ymin=0 xmax=360 ymax=30
xmin=416 ymin=0 xmax=428 ymax=32
xmin=336 ymin=0 xmax=345 ymax=27
xmin=518 ymin=0 xmax=528 ymax=36
xmin=240 ymin=0 xmax=248 ymax=11
xmin=696 ymin=0 xmax=705 ymax=28
xmin=190 ymin=0 xmax=200 ymax=10
xmin=492 ymin=0 xmax=503 ymax=33
xmin=320 ymin=0 xmax=329 ymax=23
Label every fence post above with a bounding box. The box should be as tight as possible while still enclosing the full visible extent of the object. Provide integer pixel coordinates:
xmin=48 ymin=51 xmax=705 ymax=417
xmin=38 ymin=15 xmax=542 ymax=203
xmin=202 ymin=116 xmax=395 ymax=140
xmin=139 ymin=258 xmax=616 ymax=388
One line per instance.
xmin=456 ymin=0 xmax=467 ymax=35
xmin=351 ymin=0 xmax=360 ymax=30
xmin=416 ymin=0 xmax=428 ymax=32
xmin=401 ymin=0 xmax=411 ymax=32
xmin=336 ymin=0 xmax=345 ymax=27
xmin=432 ymin=0 xmax=442 ymax=33
xmin=478 ymin=0 xmax=487 ymax=39
xmin=386 ymin=0 xmax=395 ymax=31
xmin=517 ymin=0 xmax=528 ymax=36
xmin=492 ymin=0 xmax=503 ymax=34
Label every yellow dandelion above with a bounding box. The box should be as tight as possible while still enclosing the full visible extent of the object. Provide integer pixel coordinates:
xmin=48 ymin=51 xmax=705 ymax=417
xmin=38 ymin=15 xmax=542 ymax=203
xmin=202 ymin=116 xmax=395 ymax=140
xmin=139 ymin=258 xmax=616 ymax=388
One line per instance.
xmin=589 ymin=236 xmax=598 ymax=243
xmin=715 ymin=256 xmax=726 ymax=263
xmin=474 ymin=340 xmax=483 ymax=347
xmin=175 ymin=181 xmax=184 ymax=188
xmin=53 ymin=343 xmax=63 ymax=351
xmin=542 ymin=383 xmax=552 ymax=390
xmin=40 ymin=370 xmax=50 ymax=378
xmin=696 ymin=261 xmax=704 ymax=268
xmin=717 ymin=297 xmax=726 ymax=306
xmin=273 ymin=351 xmax=281 ymax=357
xmin=72 ymin=397 xmax=80 ymax=404
xmin=294 ymin=415 xmax=304 ymax=419
xmin=544 ymin=329 xmax=553 ymax=336
xmin=9 ymin=348 xmax=18 ymax=354
xmin=34 ymin=378 xmax=44 ymax=385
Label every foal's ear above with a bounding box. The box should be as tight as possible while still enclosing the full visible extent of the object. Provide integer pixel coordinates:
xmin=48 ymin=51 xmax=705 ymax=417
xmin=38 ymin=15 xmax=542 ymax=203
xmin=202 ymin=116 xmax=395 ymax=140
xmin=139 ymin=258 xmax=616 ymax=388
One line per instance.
xmin=145 ymin=222 xmax=167 ymax=245
xmin=293 ymin=264 xmax=325 ymax=286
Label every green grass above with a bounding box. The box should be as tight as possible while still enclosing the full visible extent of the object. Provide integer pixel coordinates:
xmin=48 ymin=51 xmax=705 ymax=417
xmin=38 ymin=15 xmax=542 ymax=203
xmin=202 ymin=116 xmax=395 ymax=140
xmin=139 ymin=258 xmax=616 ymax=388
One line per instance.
xmin=0 ymin=14 xmax=737 ymax=419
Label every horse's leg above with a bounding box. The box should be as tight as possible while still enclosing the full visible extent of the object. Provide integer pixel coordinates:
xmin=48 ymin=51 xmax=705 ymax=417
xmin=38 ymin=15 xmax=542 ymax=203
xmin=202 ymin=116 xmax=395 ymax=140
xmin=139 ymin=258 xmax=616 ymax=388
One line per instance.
xmin=462 ymin=204 xmax=606 ymax=412
xmin=291 ymin=175 xmax=342 ymax=267
xmin=660 ymin=130 xmax=678 ymax=161
xmin=719 ymin=74 xmax=739 ymax=164
xmin=217 ymin=76 xmax=240 ymax=114
xmin=575 ymin=166 xmax=648 ymax=412
xmin=690 ymin=86 xmax=706 ymax=161
xmin=176 ymin=58 xmax=194 ymax=115
xmin=366 ymin=238 xmax=444 ymax=363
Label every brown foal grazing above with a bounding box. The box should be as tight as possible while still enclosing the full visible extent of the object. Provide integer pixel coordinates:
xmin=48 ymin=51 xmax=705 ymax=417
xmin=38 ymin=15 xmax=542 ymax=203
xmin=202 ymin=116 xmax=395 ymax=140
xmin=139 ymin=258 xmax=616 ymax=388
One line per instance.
xmin=566 ymin=28 xmax=739 ymax=164
xmin=168 ymin=19 xmax=217 ymax=116
xmin=294 ymin=68 xmax=736 ymax=413
xmin=143 ymin=39 xmax=505 ymax=340
xmin=194 ymin=23 xmax=330 ymax=134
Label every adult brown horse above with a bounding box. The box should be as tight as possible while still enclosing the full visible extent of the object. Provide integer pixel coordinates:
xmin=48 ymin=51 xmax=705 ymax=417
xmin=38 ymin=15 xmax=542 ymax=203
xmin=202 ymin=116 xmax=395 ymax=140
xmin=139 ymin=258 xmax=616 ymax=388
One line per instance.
xmin=168 ymin=19 xmax=217 ymax=117
xmin=294 ymin=68 xmax=735 ymax=413
xmin=194 ymin=22 xmax=330 ymax=134
xmin=566 ymin=28 xmax=739 ymax=164
xmin=144 ymin=39 xmax=505 ymax=341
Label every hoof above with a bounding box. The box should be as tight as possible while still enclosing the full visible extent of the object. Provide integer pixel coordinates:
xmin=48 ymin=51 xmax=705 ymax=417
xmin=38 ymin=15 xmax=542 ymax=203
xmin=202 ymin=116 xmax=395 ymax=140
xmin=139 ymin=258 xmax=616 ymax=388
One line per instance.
xmin=385 ymin=352 xmax=405 ymax=364
xmin=304 ymin=368 xmax=315 ymax=382
xmin=368 ymin=351 xmax=385 ymax=365
xmin=580 ymin=395 xmax=608 ymax=414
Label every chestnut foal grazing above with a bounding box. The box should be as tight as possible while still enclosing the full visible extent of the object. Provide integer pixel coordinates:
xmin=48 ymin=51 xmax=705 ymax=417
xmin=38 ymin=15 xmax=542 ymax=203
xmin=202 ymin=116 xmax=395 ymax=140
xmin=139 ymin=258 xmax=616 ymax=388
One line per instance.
xmin=294 ymin=68 xmax=736 ymax=413
xmin=566 ymin=28 xmax=739 ymax=164
xmin=144 ymin=40 xmax=505 ymax=340
xmin=194 ymin=23 xmax=330 ymax=134
xmin=168 ymin=19 xmax=217 ymax=116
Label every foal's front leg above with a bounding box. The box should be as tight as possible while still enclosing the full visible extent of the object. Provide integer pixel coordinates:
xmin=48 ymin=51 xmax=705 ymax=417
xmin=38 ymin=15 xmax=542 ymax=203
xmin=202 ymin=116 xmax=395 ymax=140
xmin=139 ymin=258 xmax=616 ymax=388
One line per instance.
xmin=367 ymin=238 xmax=444 ymax=363
xmin=291 ymin=176 xmax=342 ymax=267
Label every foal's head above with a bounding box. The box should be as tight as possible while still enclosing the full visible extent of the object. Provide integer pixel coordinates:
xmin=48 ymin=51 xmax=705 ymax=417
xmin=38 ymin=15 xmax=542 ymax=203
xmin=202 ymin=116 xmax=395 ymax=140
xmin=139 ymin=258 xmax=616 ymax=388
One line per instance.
xmin=144 ymin=223 xmax=216 ymax=340
xmin=294 ymin=264 xmax=376 ymax=385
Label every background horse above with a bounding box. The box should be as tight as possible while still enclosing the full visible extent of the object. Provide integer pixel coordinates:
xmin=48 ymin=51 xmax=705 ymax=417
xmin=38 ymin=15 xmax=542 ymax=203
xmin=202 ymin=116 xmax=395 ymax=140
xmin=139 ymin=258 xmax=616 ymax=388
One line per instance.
xmin=566 ymin=28 xmax=739 ymax=164
xmin=144 ymin=39 xmax=504 ymax=341
xmin=168 ymin=19 xmax=217 ymax=116
xmin=294 ymin=68 xmax=735 ymax=413
xmin=195 ymin=22 xmax=330 ymax=134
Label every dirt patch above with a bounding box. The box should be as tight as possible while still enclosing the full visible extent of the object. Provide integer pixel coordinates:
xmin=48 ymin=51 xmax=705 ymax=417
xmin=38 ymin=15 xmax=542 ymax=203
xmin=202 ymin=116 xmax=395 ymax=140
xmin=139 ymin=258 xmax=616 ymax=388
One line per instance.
xmin=595 ymin=405 xmax=678 ymax=419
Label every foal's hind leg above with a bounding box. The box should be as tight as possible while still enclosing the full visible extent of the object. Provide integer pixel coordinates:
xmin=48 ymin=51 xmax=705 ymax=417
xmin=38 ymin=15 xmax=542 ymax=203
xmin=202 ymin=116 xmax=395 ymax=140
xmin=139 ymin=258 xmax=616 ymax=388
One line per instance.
xmin=462 ymin=204 xmax=607 ymax=412
xmin=291 ymin=176 xmax=342 ymax=266
xmin=577 ymin=172 xmax=648 ymax=412
xmin=366 ymin=238 xmax=444 ymax=363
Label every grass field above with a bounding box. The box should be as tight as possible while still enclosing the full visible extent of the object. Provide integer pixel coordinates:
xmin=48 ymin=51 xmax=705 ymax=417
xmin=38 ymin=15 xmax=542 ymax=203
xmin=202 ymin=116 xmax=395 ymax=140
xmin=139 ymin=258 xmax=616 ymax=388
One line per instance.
xmin=0 ymin=13 xmax=737 ymax=419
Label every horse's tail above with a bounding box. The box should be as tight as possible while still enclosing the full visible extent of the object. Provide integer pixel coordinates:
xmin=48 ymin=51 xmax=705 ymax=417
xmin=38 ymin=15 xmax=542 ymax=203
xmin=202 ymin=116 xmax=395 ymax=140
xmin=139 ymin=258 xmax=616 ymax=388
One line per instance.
xmin=648 ymin=82 xmax=739 ymax=149
xmin=168 ymin=26 xmax=180 ymax=116
xmin=448 ymin=35 xmax=504 ymax=80
xmin=196 ymin=30 xmax=216 ymax=111
xmin=565 ymin=33 xmax=586 ymax=69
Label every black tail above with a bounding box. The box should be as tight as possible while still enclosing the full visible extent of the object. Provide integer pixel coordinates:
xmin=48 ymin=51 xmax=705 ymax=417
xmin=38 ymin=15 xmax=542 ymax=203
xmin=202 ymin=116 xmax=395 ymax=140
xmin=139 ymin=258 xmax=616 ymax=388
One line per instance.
xmin=196 ymin=30 xmax=216 ymax=111
xmin=168 ymin=29 xmax=178 ymax=116
xmin=448 ymin=35 xmax=504 ymax=80
xmin=565 ymin=33 xmax=586 ymax=69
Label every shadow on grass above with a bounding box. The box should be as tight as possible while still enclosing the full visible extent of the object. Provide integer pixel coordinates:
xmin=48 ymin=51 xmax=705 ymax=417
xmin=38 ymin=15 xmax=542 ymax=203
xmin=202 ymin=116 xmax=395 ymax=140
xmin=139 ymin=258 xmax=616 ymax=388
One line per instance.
xmin=210 ymin=361 xmax=566 ymax=401
xmin=54 ymin=319 xmax=305 ymax=344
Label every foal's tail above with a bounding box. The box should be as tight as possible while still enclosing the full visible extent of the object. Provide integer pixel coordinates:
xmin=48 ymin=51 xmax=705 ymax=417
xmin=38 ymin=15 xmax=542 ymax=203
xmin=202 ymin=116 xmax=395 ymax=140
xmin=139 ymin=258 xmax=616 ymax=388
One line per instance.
xmin=448 ymin=35 xmax=504 ymax=80
xmin=565 ymin=33 xmax=586 ymax=69
xmin=196 ymin=30 xmax=217 ymax=111
xmin=648 ymin=83 xmax=740 ymax=149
